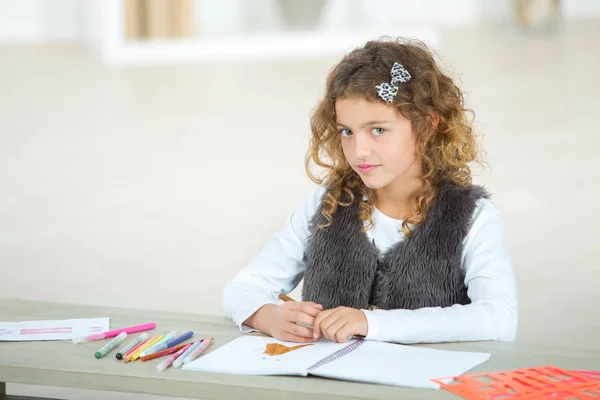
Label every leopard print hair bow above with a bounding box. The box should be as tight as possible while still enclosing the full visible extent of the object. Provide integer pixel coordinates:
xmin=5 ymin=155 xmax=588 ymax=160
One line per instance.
xmin=375 ymin=62 xmax=411 ymax=103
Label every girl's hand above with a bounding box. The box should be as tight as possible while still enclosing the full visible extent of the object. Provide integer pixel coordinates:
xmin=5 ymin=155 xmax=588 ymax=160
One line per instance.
xmin=252 ymin=301 xmax=323 ymax=342
xmin=312 ymin=306 xmax=368 ymax=343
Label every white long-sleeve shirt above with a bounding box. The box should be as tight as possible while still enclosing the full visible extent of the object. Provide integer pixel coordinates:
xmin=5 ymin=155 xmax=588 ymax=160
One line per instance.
xmin=222 ymin=185 xmax=518 ymax=344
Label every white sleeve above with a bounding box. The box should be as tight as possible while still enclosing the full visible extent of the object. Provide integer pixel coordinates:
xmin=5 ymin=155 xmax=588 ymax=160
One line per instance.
xmin=222 ymin=185 xmax=326 ymax=332
xmin=362 ymin=199 xmax=519 ymax=344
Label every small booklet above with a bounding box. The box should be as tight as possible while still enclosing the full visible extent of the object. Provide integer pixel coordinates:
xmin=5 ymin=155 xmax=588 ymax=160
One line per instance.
xmin=182 ymin=336 xmax=490 ymax=389
xmin=0 ymin=318 xmax=110 ymax=341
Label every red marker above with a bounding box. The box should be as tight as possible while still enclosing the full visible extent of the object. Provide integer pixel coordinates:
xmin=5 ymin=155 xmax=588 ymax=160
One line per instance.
xmin=141 ymin=343 xmax=188 ymax=362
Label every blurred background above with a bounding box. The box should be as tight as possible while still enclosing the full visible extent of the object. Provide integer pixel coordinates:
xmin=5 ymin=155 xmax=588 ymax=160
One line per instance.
xmin=1 ymin=0 xmax=599 ymax=398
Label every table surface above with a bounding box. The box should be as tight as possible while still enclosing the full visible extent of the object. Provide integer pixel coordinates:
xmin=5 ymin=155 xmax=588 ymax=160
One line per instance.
xmin=1 ymin=298 xmax=599 ymax=400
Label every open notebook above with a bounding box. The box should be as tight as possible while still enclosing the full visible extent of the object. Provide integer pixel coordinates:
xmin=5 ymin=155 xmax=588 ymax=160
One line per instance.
xmin=182 ymin=336 xmax=491 ymax=389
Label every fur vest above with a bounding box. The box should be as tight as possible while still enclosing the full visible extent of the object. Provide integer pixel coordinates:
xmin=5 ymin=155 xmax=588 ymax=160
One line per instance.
xmin=302 ymin=183 xmax=489 ymax=310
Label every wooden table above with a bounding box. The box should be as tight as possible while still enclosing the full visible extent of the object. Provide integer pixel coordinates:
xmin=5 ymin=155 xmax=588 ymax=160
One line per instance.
xmin=1 ymin=298 xmax=599 ymax=400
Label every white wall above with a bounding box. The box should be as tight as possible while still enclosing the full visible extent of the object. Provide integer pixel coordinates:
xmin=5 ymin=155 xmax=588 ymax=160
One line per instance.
xmin=2 ymin=0 xmax=600 ymax=44
xmin=562 ymin=0 xmax=600 ymax=18
xmin=0 ymin=0 xmax=84 ymax=42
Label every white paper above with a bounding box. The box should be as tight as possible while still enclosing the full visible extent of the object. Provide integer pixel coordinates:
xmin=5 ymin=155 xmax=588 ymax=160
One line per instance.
xmin=309 ymin=340 xmax=490 ymax=389
xmin=183 ymin=336 xmax=490 ymax=389
xmin=0 ymin=318 xmax=110 ymax=341
xmin=182 ymin=336 xmax=354 ymax=376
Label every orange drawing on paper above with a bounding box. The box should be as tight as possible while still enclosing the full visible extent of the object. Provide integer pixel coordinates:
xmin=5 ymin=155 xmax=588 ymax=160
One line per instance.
xmin=263 ymin=343 xmax=312 ymax=356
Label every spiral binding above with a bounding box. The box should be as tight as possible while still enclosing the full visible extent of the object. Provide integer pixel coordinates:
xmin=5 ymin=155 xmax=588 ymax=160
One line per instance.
xmin=307 ymin=339 xmax=365 ymax=371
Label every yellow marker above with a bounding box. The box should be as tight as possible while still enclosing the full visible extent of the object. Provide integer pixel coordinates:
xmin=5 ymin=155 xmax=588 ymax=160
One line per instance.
xmin=124 ymin=337 xmax=156 ymax=363
xmin=129 ymin=335 xmax=163 ymax=362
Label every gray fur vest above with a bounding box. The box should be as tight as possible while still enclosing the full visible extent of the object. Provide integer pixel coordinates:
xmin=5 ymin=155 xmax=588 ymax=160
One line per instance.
xmin=302 ymin=183 xmax=489 ymax=310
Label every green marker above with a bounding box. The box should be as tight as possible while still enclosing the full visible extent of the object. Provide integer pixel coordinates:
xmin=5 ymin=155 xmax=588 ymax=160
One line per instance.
xmin=95 ymin=332 xmax=127 ymax=359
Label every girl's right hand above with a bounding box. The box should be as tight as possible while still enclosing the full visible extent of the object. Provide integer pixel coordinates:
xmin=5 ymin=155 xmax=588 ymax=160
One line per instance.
xmin=254 ymin=301 xmax=323 ymax=342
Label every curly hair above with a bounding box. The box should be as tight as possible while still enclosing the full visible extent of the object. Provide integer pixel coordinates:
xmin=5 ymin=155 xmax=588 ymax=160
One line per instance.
xmin=305 ymin=38 xmax=483 ymax=235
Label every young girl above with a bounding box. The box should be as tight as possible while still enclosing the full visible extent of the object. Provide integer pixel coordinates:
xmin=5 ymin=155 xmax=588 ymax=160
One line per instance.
xmin=222 ymin=38 xmax=518 ymax=344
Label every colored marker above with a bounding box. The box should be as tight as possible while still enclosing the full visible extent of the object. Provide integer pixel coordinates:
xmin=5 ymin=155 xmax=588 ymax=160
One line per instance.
xmin=94 ymin=332 xmax=127 ymax=359
xmin=141 ymin=343 xmax=188 ymax=362
xmin=156 ymin=343 xmax=192 ymax=372
xmin=183 ymin=338 xmax=213 ymax=364
xmin=173 ymin=339 xmax=202 ymax=368
xmin=129 ymin=335 xmax=163 ymax=362
xmin=123 ymin=340 xmax=148 ymax=363
xmin=115 ymin=333 xmax=149 ymax=360
xmin=140 ymin=330 xmax=177 ymax=357
xmin=73 ymin=322 xmax=156 ymax=344
xmin=125 ymin=337 xmax=158 ymax=363
xmin=142 ymin=331 xmax=193 ymax=356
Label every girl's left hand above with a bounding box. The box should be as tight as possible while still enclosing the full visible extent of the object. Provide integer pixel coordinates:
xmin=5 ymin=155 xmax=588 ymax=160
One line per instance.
xmin=312 ymin=306 xmax=368 ymax=342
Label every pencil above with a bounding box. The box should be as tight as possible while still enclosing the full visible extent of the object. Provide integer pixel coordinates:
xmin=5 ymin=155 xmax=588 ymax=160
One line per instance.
xmin=279 ymin=293 xmax=295 ymax=302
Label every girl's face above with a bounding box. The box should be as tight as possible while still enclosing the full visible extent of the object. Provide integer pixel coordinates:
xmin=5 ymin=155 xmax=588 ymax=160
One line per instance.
xmin=335 ymin=96 xmax=421 ymax=190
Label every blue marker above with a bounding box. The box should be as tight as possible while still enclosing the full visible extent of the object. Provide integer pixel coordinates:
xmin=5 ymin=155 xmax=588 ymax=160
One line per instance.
xmin=140 ymin=331 xmax=177 ymax=357
xmin=143 ymin=331 xmax=193 ymax=356
xmin=173 ymin=339 xmax=202 ymax=368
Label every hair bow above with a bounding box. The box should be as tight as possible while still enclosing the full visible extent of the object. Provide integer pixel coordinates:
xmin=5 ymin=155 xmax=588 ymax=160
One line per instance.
xmin=375 ymin=62 xmax=411 ymax=103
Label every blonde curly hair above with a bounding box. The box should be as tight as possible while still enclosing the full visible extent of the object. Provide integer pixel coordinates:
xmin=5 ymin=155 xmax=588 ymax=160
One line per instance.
xmin=305 ymin=38 xmax=483 ymax=235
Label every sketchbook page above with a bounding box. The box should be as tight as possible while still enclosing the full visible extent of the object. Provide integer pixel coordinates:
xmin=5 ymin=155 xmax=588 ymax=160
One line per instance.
xmin=0 ymin=318 xmax=110 ymax=341
xmin=183 ymin=336 xmax=356 ymax=376
xmin=309 ymin=340 xmax=490 ymax=389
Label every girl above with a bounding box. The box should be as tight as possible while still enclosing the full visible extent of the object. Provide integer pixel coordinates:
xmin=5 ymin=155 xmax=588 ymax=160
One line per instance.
xmin=222 ymin=38 xmax=518 ymax=344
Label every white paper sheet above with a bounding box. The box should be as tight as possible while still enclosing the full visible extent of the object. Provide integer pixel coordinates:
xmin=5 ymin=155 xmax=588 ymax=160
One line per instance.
xmin=182 ymin=336 xmax=354 ymax=376
xmin=309 ymin=340 xmax=491 ymax=389
xmin=0 ymin=318 xmax=110 ymax=341
xmin=182 ymin=336 xmax=491 ymax=389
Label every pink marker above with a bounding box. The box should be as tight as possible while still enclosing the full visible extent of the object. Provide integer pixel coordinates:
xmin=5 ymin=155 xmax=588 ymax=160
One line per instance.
xmin=72 ymin=323 xmax=156 ymax=344
xmin=183 ymin=338 xmax=213 ymax=364
xmin=156 ymin=343 xmax=193 ymax=372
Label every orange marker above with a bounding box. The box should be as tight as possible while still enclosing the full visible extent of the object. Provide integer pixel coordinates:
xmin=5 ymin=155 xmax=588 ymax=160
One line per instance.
xmin=122 ymin=340 xmax=147 ymax=362
xmin=129 ymin=335 xmax=163 ymax=362
xmin=140 ymin=343 xmax=188 ymax=362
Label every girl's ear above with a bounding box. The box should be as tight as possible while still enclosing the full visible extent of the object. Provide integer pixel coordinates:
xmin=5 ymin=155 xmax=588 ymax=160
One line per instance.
xmin=431 ymin=112 xmax=440 ymax=131
xmin=422 ymin=112 xmax=439 ymax=141
xmin=430 ymin=111 xmax=440 ymax=134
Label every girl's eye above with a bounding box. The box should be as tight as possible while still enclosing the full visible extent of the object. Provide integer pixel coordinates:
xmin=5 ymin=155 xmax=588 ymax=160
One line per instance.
xmin=339 ymin=129 xmax=352 ymax=137
xmin=371 ymin=127 xmax=386 ymax=136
